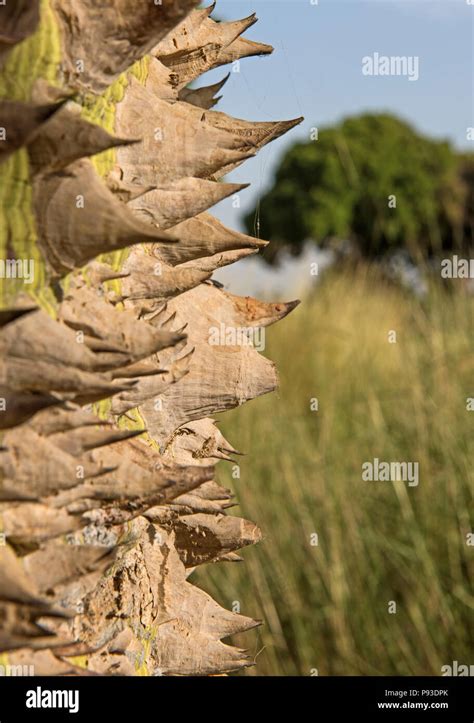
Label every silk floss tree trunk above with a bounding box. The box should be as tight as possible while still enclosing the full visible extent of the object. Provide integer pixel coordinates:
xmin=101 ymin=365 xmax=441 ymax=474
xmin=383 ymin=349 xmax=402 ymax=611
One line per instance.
xmin=0 ymin=0 xmax=302 ymax=676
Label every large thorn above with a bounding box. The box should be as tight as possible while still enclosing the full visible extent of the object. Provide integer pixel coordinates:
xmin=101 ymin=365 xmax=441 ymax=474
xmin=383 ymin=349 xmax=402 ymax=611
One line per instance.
xmin=0 ymin=99 xmax=67 ymax=164
xmin=0 ymin=0 xmax=40 ymax=64
xmin=50 ymin=426 xmax=147 ymax=456
xmin=33 ymin=159 xmax=180 ymax=279
xmin=52 ymin=0 xmax=200 ymax=93
xmin=28 ymin=98 xmax=139 ymax=175
xmin=0 ymin=306 xmax=38 ymax=328
xmin=153 ymin=7 xmax=266 ymax=88
xmin=157 ymin=212 xmax=267 ymax=266
xmin=120 ymin=246 xmax=212 ymax=302
xmin=59 ymin=284 xmax=187 ymax=362
xmin=179 ymin=74 xmax=230 ymax=110
xmin=126 ymin=178 xmax=249 ymax=230
xmin=115 ymin=78 xmax=257 ymax=185
xmin=0 ymin=387 xmax=62 ymax=430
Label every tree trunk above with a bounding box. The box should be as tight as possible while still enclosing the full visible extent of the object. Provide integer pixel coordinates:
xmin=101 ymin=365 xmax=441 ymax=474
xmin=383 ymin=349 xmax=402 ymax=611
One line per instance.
xmin=0 ymin=0 xmax=300 ymax=675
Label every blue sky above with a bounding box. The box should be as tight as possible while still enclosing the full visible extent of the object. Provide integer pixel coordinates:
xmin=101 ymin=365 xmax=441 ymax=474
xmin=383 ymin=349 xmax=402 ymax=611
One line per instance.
xmin=199 ymin=0 xmax=474 ymax=232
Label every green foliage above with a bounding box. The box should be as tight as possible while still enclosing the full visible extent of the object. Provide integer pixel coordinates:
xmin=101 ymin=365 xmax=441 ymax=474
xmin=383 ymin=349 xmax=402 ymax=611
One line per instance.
xmin=194 ymin=267 xmax=474 ymax=675
xmin=244 ymin=114 xmax=473 ymax=262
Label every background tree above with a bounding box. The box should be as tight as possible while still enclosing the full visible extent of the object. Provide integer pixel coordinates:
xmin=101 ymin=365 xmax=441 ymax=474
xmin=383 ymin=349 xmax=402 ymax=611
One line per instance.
xmin=244 ymin=114 xmax=473 ymax=263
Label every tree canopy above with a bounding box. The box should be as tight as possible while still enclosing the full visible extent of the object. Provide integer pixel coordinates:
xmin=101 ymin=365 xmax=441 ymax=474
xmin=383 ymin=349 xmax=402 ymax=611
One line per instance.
xmin=244 ymin=114 xmax=473 ymax=263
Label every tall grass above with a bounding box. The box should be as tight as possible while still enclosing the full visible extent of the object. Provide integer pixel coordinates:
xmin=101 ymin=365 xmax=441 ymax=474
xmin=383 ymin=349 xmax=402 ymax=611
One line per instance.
xmin=193 ymin=265 xmax=474 ymax=676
